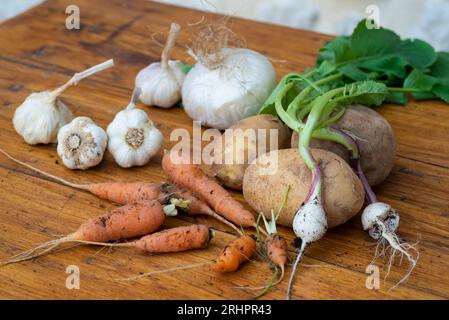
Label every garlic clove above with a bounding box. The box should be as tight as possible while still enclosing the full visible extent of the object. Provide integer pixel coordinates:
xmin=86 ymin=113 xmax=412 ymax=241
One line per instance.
xmin=57 ymin=117 xmax=107 ymax=170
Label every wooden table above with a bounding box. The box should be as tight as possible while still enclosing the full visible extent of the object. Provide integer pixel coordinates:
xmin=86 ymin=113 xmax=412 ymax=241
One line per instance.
xmin=0 ymin=0 xmax=447 ymax=300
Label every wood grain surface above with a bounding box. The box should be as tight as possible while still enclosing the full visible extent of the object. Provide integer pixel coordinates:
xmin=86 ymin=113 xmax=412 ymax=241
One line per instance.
xmin=0 ymin=0 xmax=448 ymax=300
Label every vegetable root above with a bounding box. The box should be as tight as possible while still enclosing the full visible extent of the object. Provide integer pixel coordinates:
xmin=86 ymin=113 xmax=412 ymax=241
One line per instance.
xmin=0 ymin=148 xmax=240 ymax=232
xmin=1 ymin=200 xmax=165 ymax=265
xmin=372 ymin=220 xmax=419 ymax=291
xmin=162 ymin=151 xmax=259 ymax=230
xmin=286 ymin=240 xmax=307 ymax=300
xmin=211 ymin=235 xmax=256 ymax=273
xmin=265 ymin=234 xmax=288 ymax=279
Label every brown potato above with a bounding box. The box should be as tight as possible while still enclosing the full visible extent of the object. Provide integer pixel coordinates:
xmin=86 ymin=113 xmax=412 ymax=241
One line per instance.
xmin=291 ymin=105 xmax=396 ymax=186
xmin=211 ymin=115 xmax=291 ymax=190
xmin=243 ymin=148 xmax=365 ymax=228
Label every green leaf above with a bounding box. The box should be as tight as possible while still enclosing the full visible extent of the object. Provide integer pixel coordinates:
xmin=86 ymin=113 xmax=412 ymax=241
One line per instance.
xmin=316 ymin=20 xmax=437 ymax=85
xmin=333 ymin=81 xmax=388 ymax=106
xmin=397 ymin=39 xmax=437 ymax=70
xmin=404 ymin=52 xmax=449 ymax=102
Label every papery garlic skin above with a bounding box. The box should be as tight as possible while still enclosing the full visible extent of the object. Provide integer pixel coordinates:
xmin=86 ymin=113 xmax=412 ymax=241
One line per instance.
xmin=135 ymin=60 xmax=186 ymax=108
xmin=107 ymin=107 xmax=164 ymax=168
xmin=182 ymin=48 xmax=276 ymax=130
xmin=57 ymin=117 xmax=108 ymax=170
xmin=13 ymin=91 xmax=73 ymax=145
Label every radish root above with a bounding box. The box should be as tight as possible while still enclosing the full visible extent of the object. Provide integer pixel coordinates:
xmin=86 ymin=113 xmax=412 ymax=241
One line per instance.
xmin=286 ymin=240 xmax=307 ymax=300
xmin=372 ymin=220 xmax=420 ymax=291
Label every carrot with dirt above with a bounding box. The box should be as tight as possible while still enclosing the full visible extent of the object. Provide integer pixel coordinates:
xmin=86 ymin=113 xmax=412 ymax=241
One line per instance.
xmin=0 ymin=148 xmax=240 ymax=232
xmin=81 ymin=224 xmax=213 ymax=254
xmin=162 ymin=151 xmax=260 ymax=231
xmin=211 ymin=235 xmax=257 ymax=273
xmin=1 ymin=200 xmax=166 ymax=265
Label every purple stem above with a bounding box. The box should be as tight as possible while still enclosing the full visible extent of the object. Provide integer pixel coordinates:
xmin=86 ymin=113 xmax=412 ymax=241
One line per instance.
xmin=333 ymin=128 xmax=378 ymax=204
xmin=304 ymin=166 xmax=321 ymax=203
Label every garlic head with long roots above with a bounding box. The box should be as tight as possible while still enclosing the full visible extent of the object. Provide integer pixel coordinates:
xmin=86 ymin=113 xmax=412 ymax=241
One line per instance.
xmin=107 ymin=88 xmax=164 ymax=168
xmin=12 ymin=59 xmax=114 ymax=145
xmin=135 ymin=23 xmax=186 ymax=108
xmin=57 ymin=117 xmax=108 ymax=170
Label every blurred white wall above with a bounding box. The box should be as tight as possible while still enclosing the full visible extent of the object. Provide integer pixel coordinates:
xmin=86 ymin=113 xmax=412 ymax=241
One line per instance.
xmin=156 ymin=0 xmax=449 ymax=51
xmin=1 ymin=0 xmax=448 ymax=50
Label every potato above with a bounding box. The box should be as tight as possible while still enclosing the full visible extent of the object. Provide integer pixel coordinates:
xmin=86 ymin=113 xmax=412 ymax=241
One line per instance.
xmin=211 ymin=115 xmax=291 ymax=190
xmin=291 ymin=105 xmax=396 ymax=186
xmin=243 ymin=148 xmax=365 ymax=228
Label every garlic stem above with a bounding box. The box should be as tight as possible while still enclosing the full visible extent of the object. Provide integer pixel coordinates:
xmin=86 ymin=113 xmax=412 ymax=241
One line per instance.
xmin=161 ymin=23 xmax=181 ymax=70
xmin=50 ymin=59 xmax=114 ymax=98
xmin=126 ymin=87 xmax=142 ymax=110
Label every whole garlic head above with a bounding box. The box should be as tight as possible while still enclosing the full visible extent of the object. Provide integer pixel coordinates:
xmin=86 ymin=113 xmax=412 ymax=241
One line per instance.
xmin=57 ymin=117 xmax=108 ymax=170
xmin=107 ymin=89 xmax=164 ymax=168
xmin=12 ymin=59 xmax=113 ymax=145
xmin=182 ymin=48 xmax=276 ymax=129
xmin=135 ymin=60 xmax=186 ymax=108
xmin=135 ymin=23 xmax=186 ymax=108
xmin=13 ymin=91 xmax=73 ymax=145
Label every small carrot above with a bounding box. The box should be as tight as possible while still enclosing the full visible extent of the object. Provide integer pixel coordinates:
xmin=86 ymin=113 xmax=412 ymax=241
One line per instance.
xmin=260 ymin=186 xmax=291 ymax=278
xmin=128 ymin=224 xmax=212 ymax=253
xmin=211 ymin=235 xmax=256 ymax=273
xmin=265 ymin=234 xmax=288 ymax=276
xmin=162 ymin=151 xmax=257 ymax=229
xmin=1 ymin=200 xmax=165 ymax=265
xmin=0 ymin=148 xmax=239 ymax=232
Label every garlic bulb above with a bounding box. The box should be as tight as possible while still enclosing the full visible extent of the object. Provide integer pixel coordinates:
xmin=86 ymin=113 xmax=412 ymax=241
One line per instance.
xmin=107 ymin=88 xmax=164 ymax=168
xmin=13 ymin=59 xmax=114 ymax=145
xmin=135 ymin=23 xmax=186 ymax=108
xmin=57 ymin=117 xmax=108 ymax=170
xmin=13 ymin=93 xmax=73 ymax=145
xmin=182 ymin=48 xmax=276 ymax=130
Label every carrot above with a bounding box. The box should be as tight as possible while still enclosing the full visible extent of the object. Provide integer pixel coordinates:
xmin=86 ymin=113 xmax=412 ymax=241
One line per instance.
xmin=211 ymin=235 xmax=256 ymax=273
xmin=161 ymin=183 xmax=243 ymax=234
xmin=130 ymin=224 xmax=212 ymax=253
xmin=0 ymin=148 xmax=240 ymax=232
xmin=265 ymin=234 xmax=288 ymax=276
xmin=1 ymin=200 xmax=165 ymax=265
xmin=162 ymin=151 xmax=257 ymax=229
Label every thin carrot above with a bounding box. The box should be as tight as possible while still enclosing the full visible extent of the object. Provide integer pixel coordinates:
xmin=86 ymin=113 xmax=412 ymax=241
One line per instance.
xmin=0 ymin=148 xmax=240 ymax=232
xmin=211 ymin=235 xmax=256 ymax=273
xmin=162 ymin=151 xmax=257 ymax=229
xmin=1 ymin=200 xmax=165 ymax=265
